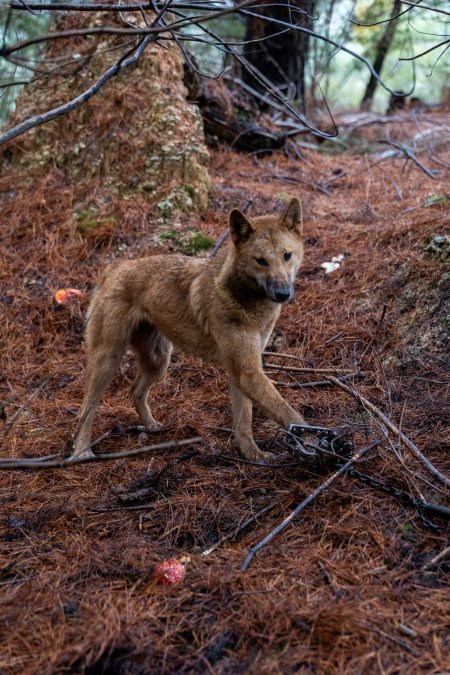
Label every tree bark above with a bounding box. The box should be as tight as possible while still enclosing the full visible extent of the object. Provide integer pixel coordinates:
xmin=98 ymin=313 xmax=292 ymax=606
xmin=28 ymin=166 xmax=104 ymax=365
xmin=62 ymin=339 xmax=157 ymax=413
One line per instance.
xmin=242 ymin=0 xmax=316 ymax=112
xmin=360 ymin=0 xmax=402 ymax=111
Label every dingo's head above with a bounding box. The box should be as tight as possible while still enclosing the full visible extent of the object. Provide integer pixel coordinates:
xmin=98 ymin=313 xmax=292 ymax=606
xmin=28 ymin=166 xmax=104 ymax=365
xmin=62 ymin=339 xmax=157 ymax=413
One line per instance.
xmin=229 ymin=198 xmax=303 ymax=303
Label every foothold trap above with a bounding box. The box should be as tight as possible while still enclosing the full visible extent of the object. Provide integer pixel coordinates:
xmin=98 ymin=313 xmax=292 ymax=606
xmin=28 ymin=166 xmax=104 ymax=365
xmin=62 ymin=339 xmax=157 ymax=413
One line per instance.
xmin=284 ymin=424 xmax=355 ymax=471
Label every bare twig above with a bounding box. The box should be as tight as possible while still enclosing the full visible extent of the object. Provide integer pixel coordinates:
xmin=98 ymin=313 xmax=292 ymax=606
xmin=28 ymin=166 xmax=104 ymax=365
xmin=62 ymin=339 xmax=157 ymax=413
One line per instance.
xmin=0 ymin=34 xmax=155 ymax=145
xmin=365 ymin=624 xmax=419 ymax=656
xmin=399 ymin=38 xmax=450 ymax=61
xmin=1 ymin=373 xmax=56 ymax=444
xmin=350 ymin=0 xmax=423 ymax=26
xmin=422 ymin=545 xmax=450 ymax=570
xmin=241 ymin=440 xmax=380 ymax=571
xmin=225 ymin=75 xmax=309 ymax=131
xmin=210 ymin=199 xmax=251 ymax=258
xmin=325 ymin=375 xmax=450 ymax=490
xmin=264 ymin=362 xmax=357 ymax=375
xmin=263 ymin=351 xmax=356 ymax=371
xmin=399 ymin=0 xmax=450 ymax=17
xmin=241 ymin=8 xmax=412 ymax=98
xmin=0 ymin=436 xmax=202 ymax=470
xmin=8 ymin=1 xmax=224 ymax=11
xmin=324 ymin=331 xmax=345 ymax=344
xmin=201 ymin=503 xmax=278 ymax=556
xmin=274 ymin=372 xmax=364 ymax=389
xmin=379 ymin=140 xmax=437 ymax=178
xmin=1 ymin=26 xmax=149 ymax=56
xmin=209 ymin=230 xmax=229 ymax=257
xmin=91 ymin=503 xmax=159 ymax=513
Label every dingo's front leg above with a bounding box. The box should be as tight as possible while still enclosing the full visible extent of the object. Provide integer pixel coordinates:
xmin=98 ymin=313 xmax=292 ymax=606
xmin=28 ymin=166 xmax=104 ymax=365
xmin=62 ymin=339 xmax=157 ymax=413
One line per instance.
xmin=229 ymin=381 xmax=270 ymax=461
xmin=222 ymin=333 xmax=306 ymax=434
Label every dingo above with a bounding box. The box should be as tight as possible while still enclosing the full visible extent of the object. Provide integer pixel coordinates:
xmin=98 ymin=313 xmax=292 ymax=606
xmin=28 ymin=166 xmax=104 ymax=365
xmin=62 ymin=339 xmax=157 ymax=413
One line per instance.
xmin=73 ymin=198 xmax=306 ymax=461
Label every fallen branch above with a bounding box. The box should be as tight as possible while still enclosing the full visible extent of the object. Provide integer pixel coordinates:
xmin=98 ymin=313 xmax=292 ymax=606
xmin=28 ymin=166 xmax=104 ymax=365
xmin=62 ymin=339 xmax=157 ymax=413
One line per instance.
xmin=264 ymin=362 xmax=356 ymax=375
xmin=0 ymin=453 xmax=59 ymax=463
xmin=263 ymin=351 xmax=355 ymax=372
xmin=241 ymin=440 xmax=380 ymax=571
xmin=378 ymin=140 xmax=437 ymax=179
xmin=0 ymin=436 xmax=202 ymax=470
xmin=225 ymin=75 xmax=309 ymax=131
xmin=209 ymin=231 xmax=229 ymax=257
xmin=325 ymin=375 xmax=450 ymax=490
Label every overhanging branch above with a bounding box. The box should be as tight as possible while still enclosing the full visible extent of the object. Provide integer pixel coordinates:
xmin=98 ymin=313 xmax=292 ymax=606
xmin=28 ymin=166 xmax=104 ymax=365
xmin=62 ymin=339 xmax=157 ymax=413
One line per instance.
xmin=0 ymin=34 xmax=153 ymax=145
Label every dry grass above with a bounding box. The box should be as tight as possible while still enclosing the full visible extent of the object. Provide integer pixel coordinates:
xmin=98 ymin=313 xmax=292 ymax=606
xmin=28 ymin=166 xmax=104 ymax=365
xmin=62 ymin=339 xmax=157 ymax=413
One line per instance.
xmin=0 ymin=109 xmax=449 ymax=673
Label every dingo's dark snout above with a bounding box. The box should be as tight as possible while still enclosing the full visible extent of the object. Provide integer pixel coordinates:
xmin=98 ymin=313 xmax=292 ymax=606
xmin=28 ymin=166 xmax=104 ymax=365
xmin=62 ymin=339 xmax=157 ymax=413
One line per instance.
xmin=272 ymin=287 xmax=292 ymax=303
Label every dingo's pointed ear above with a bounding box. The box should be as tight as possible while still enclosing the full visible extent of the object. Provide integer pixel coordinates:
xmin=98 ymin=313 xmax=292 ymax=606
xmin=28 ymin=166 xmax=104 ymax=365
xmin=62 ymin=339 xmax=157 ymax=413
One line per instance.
xmin=229 ymin=209 xmax=256 ymax=245
xmin=279 ymin=198 xmax=302 ymax=235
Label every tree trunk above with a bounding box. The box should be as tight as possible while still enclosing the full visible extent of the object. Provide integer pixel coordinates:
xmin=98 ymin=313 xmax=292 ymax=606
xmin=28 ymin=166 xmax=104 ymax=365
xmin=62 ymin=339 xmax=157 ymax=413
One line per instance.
xmin=360 ymin=0 xmax=402 ymax=111
xmin=242 ymin=0 xmax=316 ymax=112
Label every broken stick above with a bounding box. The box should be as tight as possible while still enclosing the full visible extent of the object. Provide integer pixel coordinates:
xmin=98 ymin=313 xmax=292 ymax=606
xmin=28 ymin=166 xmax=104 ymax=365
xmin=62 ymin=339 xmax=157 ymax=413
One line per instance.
xmin=241 ymin=439 xmax=380 ymax=571
xmin=0 ymin=436 xmax=202 ymax=470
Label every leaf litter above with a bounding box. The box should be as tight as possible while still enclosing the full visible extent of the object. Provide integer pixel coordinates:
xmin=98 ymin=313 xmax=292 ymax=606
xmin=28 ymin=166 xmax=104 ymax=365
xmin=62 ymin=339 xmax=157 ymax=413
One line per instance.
xmin=0 ymin=111 xmax=449 ymax=674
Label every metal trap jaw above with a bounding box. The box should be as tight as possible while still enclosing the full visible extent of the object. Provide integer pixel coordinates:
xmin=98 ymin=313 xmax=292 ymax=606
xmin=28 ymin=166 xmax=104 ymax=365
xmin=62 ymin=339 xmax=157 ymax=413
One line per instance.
xmin=284 ymin=424 xmax=355 ymax=469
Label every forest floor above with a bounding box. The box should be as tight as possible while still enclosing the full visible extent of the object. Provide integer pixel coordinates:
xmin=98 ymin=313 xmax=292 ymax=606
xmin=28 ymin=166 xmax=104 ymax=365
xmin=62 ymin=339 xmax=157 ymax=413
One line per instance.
xmin=0 ymin=110 xmax=449 ymax=674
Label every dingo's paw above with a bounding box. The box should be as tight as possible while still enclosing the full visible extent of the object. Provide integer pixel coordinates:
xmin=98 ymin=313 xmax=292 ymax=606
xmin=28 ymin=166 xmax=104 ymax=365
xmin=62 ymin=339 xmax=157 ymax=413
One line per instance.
xmin=239 ymin=438 xmax=271 ymax=463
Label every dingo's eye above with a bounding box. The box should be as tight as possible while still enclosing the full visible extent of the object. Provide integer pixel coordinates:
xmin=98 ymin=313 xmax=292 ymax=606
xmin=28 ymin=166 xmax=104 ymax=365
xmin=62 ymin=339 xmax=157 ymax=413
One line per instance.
xmin=284 ymin=252 xmax=292 ymax=261
xmin=255 ymin=257 xmax=269 ymax=267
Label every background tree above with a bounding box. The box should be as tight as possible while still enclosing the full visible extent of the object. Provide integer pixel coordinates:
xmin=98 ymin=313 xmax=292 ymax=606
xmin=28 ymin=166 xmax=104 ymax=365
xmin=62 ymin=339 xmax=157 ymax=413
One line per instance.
xmin=360 ymin=0 xmax=403 ymax=110
xmin=1 ymin=0 xmax=449 ymax=144
xmin=242 ymin=0 xmax=316 ymax=112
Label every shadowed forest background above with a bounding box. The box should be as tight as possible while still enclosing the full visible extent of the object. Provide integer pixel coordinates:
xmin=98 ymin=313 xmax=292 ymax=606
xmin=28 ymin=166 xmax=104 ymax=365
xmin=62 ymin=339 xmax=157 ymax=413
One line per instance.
xmin=0 ymin=1 xmax=449 ymax=673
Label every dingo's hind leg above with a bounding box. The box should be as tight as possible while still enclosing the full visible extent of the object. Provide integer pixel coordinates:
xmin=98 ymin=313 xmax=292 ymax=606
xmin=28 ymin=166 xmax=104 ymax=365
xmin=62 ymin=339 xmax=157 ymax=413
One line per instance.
xmin=130 ymin=322 xmax=172 ymax=430
xmin=73 ymin=342 xmax=127 ymax=460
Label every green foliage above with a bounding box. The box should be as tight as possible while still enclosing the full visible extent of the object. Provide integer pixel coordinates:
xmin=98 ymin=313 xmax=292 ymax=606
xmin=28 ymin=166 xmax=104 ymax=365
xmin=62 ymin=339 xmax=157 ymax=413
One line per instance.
xmin=159 ymin=228 xmax=214 ymax=254
xmin=159 ymin=229 xmax=177 ymax=241
xmin=352 ymin=0 xmax=396 ymax=46
xmin=310 ymin=0 xmax=450 ymax=111
xmin=184 ymin=231 xmax=214 ymax=254
xmin=424 ymin=195 xmax=450 ymax=208
xmin=75 ymin=211 xmax=117 ymax=234
xmin=398 ymin=522 xmax=415 ymax=540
